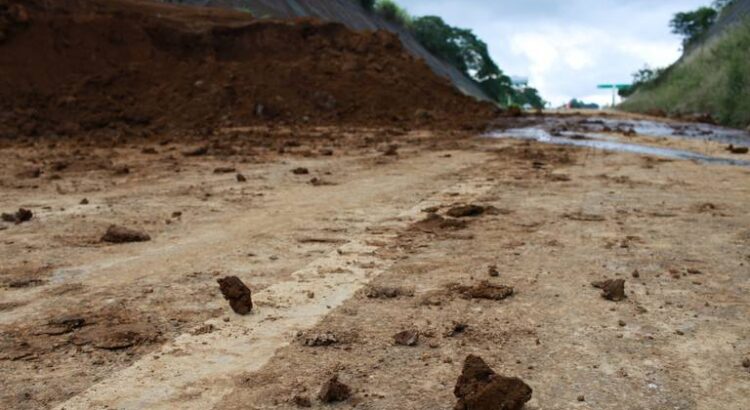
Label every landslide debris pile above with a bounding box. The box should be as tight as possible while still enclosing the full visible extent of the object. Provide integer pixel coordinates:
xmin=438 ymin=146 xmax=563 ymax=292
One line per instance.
xmin=0 ymin=0 xmax=496 ymax=138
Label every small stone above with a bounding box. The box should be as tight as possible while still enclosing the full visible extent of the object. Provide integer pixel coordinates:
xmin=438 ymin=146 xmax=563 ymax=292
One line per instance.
xmin=618 ymin=320 xmax=626 ymax=327
xmin=292 ymin=167 xmax=310 ymax=175
xmin=236 ymin=173 xmax=247 ymax=182
xmin=577 ymin=395 xmax=585 ymax=402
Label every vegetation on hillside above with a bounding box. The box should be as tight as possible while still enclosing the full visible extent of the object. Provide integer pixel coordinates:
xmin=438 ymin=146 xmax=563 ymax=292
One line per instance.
xmin=621 ymin=16 xmax=750 ymax=127
xmin=670 ymin=0 xmax=736 ymax=47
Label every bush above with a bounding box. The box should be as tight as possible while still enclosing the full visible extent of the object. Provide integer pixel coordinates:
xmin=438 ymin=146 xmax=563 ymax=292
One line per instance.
xmin=359 ymin=0 xmax=376 ymax=11
xmin=375 ymin=0 xmax=411 ymax=27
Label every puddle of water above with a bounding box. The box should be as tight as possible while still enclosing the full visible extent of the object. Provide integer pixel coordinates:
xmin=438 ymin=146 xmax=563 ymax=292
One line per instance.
xmin=580 ymin=117 xmax=750 ymax=145
xmin=488 ymin=128 xmax=750 ymax=167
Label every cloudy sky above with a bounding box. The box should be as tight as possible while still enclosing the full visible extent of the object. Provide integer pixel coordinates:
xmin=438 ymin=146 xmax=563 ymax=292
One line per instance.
xmin=398 ymin=0 xmax=710 ymax=106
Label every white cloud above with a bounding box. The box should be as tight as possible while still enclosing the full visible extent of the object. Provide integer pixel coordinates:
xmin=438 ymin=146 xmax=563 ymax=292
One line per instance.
xmin=399 ymin=0 xmax=709 ymax=105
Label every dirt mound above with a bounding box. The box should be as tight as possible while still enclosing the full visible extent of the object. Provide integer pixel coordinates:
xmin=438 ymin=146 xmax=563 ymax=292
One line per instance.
xmin=0 ymin=0 xmax=496 ymax=138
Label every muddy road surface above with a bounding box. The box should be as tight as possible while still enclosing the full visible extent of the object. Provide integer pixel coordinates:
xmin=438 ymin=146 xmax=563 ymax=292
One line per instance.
xmin=1 ymin=116 xmax=749 ymax=410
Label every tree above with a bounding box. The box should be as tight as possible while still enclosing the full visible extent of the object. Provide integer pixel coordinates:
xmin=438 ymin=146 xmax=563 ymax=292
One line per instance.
xmin=670 ymin=7 xmax=718 ymax=46
xmin=411 ymin=16 xmax=522 ymax=103
xmin=619 ymin=65 xmax=665 ymax=97
xmin=359 ymin=0 xmax=376 ymax=11
xmin=568 ymin=99 xmax=599 ymax=109
xmin=375 ymin=0 xmax=411 ymax=26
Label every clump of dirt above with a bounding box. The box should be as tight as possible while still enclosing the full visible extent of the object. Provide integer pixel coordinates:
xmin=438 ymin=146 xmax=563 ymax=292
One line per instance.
xmin=0 ymin=0 xmax=496 ymax=138
xmin=183 ymin=146 xmax=209 ymax=157
xmin=101 ymin=225 xmax=151 ymax=243
xmin=591 ymin=279 xmax=626 ymax=301
xmin=393 ymin=329 xmax=419 ymax=346
xmin=364 ymin=285 xmax=414 ymax=299
xmin=446 ymin=204 xmax=486 ymax=218
xmin=292 ymin=167 xmax=310 ymax=175
xmin=487 ymin=265 xmax=500 ymax=277
xmin=317 ymin=374 xmax=351 ymax=403
xmin=410 ymin=213 xmax=468 ymax=233
xmin=451 ymin=282 xmax=514 ymax=301
xmin=0 ymin=308 xmax=161 ymax=361
xmin=726 ymin=145 xmax=749 ymax=154
xmin=217 ymin=276 xmax=253 ymax=315
xmin=302 ymin=332 xmax=338 ymax=347
xmin=1 ymin=208 xmax=32 ymax=224
xmin=454 ymin=355 xmax=532 ymax=410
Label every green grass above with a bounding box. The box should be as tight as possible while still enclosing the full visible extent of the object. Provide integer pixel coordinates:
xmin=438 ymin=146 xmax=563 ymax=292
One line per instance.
xmin=620 ymin=17 xmax=750 ymax=128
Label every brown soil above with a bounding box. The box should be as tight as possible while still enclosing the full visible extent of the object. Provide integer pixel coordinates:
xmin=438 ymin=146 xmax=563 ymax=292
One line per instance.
xmin=1 ymin=121 xmax=749 ymax=409
xmin=0 ymin=0 xmax=496 ymax=138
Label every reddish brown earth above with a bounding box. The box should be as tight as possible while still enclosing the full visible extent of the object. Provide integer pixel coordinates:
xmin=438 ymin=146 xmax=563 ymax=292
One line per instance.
xmin=1 ymin=1 xmax=750 ymax=409
xmin=0 ymin=0 xmax=495 ymax=139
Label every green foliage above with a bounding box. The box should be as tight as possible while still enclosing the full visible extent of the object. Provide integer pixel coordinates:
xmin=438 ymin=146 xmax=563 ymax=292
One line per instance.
xmin=517 ymin=87 xmax=546 ymax=109
xmin=619 ymin=65 xmax=665 ymax=97
xmin=411 ymin=15 xmax=543 ymax=106
xmin=621 ymin=18 xmax=750 ymax=128
xmin=375 ymin=0 xmax=411 ymax=27
xmin=670 ymin=7 xmax=718 ymax=46
xmin=568 ymin=99 xmax=599 ymax=109
xmin=359 ymin=0 xmax=376 ymax=11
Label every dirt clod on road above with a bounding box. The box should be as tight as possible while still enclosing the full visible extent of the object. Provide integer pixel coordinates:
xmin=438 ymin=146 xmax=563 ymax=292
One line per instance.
xmin=453 ymin=282 xmax=515 ymax=301
xmin=217 ymin=276 xmax=253 ymax=315
xmin=1 ymin=207 xmax=32 ymax=224
xmin=454 ymin=355 xmax=532 ymax=410
xmin=591 ymin=279 xmax=627 ymax=302
xmin=101 ymin=225 xmax=151 ymax=244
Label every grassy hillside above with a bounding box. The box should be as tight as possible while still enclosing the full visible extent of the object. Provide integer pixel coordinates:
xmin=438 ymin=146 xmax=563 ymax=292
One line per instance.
xmin=620 ymin=17 xmax=750 ymax=128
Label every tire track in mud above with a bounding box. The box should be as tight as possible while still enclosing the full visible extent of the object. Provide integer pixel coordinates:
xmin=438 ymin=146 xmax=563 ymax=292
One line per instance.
xmin=54 ymin=178 xmax=494 ymax=410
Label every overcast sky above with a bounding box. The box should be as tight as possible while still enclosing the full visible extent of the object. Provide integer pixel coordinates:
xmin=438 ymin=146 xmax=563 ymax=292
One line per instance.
xmin=398 ymin=0 xmax=710 ymax=106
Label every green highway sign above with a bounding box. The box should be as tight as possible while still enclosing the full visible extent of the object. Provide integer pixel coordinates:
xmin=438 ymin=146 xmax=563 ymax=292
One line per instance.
xmin=597 ymin=84 xmax=631 ymax=89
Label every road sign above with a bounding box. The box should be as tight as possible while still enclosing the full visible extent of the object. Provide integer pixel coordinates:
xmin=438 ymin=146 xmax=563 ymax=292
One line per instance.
xmin=597 ymin=84 xmax=631 ymax=106
xmin=597 ymin=84 xmax=631 ymax=89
